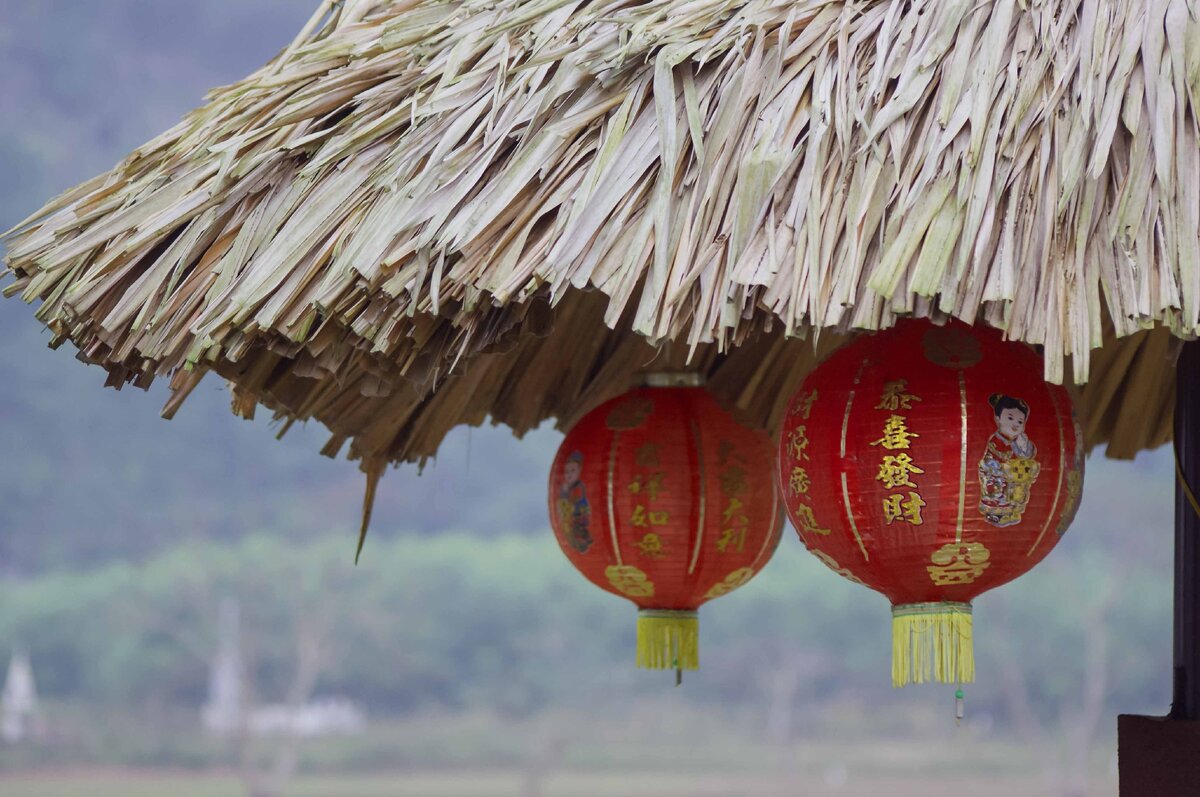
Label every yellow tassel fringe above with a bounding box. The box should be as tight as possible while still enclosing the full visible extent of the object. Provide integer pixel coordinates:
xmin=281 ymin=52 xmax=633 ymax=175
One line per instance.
xmin=891 ymin=602 xmax=974 ymax=687
xmin=636 ymin=609 xmax=699 ymax=671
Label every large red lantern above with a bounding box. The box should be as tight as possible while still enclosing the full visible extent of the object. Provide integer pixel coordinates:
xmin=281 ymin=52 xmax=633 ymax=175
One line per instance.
xmin=779 ymin=321 xmax=1084 ymax=688
xmin=549 ymin=383 xmax=783 ymax=676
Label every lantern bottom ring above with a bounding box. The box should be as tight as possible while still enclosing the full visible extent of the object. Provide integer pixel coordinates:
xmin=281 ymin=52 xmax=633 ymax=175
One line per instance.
xmin=636 ymin=609 xmax=699 ymax=672
xmin=891 ymin=602 xmax=974 ymax=688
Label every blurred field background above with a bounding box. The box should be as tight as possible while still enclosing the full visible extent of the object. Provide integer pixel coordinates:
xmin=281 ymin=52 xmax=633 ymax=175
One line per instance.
xmin=0 ymin=3 xmax=1175 ymax=796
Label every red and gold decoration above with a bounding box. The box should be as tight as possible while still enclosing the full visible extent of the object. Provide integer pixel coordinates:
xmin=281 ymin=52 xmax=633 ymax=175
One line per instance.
xmin=549 ymin=383 xmax=783 ymax=676
xmin=779 ymin=321 xmax=1084 ymax=687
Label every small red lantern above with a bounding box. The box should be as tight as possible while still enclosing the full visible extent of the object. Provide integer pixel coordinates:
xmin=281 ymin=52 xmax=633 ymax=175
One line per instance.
xmin=550 ymin=382 xmax=783 ymax=676
xmin=779 ymin=321 xmax=1084 ymax=688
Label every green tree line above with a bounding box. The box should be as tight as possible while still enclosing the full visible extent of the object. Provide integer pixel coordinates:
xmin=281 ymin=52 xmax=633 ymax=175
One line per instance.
xmin=0 ymin=528 xmax=1170 ymax=728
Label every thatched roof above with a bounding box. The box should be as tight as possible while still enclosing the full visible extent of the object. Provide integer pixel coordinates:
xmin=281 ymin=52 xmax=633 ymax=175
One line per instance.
xmin=3 ymin=0 xmax=1196 ymax=473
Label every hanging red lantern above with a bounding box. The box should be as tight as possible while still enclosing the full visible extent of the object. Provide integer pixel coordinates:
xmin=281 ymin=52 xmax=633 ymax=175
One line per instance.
xmin=778 ymin=320 xmax=1084 ymax=688
xmin=549 ymin=382 xmax=783 ymax=676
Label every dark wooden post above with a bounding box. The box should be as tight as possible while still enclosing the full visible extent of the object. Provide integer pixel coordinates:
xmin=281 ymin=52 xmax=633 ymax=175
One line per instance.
xmin=1172 ymin=340 xmax=1200 ymax=719
xmin=1119 ymin=340 xmax=1200 ymax=795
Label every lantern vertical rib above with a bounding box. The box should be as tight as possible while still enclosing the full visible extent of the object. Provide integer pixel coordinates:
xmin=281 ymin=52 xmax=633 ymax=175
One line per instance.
xmin=1028 ymin=389 xmax=1068 ymax=557
xmin=605 ymin=431 xmax=623 ymax=566
xmin=686 ymin=417 xmax=705 ymax=576
xmin=955 ymin=371 xmax=967 ymax=544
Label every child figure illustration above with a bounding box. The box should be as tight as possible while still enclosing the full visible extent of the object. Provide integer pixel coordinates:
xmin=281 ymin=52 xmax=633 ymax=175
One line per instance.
xmin=557 ymin=451 xmax=593 ymax=552
xmin=978 ymin=394 xmax=1040 ymax=527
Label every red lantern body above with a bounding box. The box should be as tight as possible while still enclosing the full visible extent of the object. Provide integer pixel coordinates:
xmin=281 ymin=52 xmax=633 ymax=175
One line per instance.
xmin=779 ymin=321 xmax=1084 ymax=686
xmin=550 ymin=386 xmax=783 ymax=672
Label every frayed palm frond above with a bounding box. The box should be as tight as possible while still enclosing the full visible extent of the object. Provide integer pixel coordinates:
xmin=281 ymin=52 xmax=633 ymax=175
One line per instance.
xmin=3 ymin=0 xmax=1197 ymax=468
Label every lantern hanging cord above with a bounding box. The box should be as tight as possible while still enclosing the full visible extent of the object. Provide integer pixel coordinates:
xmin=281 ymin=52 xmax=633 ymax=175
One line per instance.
xmin=1175 ymin=443 xmax=1200 ymax=520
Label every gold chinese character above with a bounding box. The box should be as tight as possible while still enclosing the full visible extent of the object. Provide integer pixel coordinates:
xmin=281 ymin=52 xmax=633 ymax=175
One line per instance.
xmin=1057 ymin=470 xmax=1083 ymax=536
xmin=635 ymin=533 xmax=665 ymax=559
xmin=632 ymin=505 xmax=669 ymax=527
xmin=787 ymin=426 xmax=810 ymax=460
xmin=718 ymin=440 xmax=747 ymax=467
xmin=882 ymin=491 xmax=926 ymax=525
xmin=876 ymin=453 xmax=924 ymax=489
xmin=722 ymin=498 xmax=746 ymax=523
xmin=606 ymin=398 xmax=654 ymax=431
xmin=635 ymin=443 xmax=661 ymax=468
xmin=876 ymin=380 xmax=921 ymax=411
xmin=870 ymin=415 xmax=919 ymax=450
xmin=791 ymin=503 xmax=830 ymax=536
xmin=628 ymin=471 xmax=664 ymax=501
xmin=719 ymin=465 xmax=748 ymax=496
xmin=716 ymin=527 xmax=747 ymax=553
xmin=791 ymin=390 xmax=818 ymax=420
xmin=789 ymin=466 xmax=811 ymax=496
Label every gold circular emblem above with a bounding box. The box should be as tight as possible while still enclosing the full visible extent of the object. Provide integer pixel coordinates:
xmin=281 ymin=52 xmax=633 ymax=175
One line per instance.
xmin=605 ymin=564 xmax=655 ymax=597
xmin=703 ymin=567 xmax=755 ymax=600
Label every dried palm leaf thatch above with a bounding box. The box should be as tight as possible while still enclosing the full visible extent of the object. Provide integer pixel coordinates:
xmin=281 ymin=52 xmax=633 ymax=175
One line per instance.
xmin=3 ymin=0 xmax=1199 ymax=476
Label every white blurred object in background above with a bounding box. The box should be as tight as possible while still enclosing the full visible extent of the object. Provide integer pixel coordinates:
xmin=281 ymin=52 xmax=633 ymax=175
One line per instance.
xmin=202 ymin=598 xmax=243 ymax=736
xmin=247 ymin=699 xmax=366 ymax=737
xmin=1 ymin=649 xmax=40 ymax=743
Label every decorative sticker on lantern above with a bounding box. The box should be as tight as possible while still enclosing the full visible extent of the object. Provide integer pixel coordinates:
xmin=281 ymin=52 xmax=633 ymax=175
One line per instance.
xmin=978 ymin=393 xmax=1040 ymax=527
xmin=716 ymin=441 xmax=750 ymax=554
xmin=927 ymin=541 xmax=992 ymax=585
xmin=605 ymin=564 xmax=654 ymax=597
xmin=872 ymin=381 xmax=927 ymax=526
xmin=703 ymin=567 xmax=755 ymax=599
xmin=556 ymin=451 xmax=593 ymax=553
